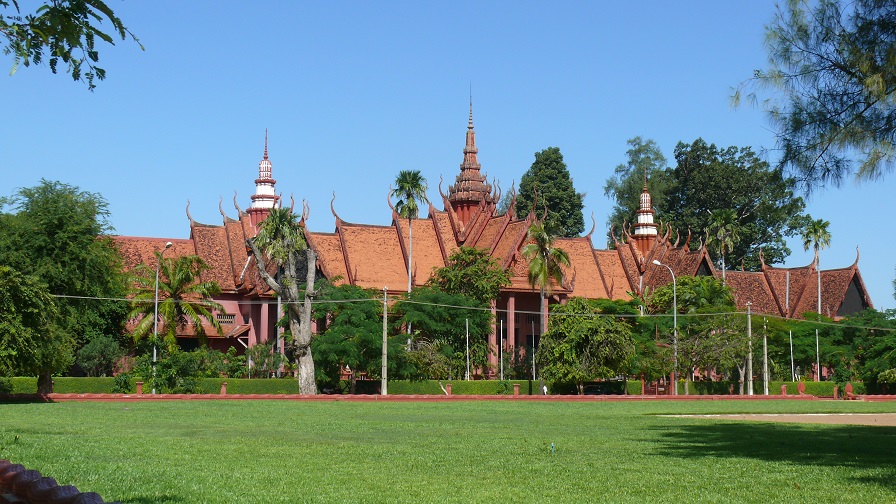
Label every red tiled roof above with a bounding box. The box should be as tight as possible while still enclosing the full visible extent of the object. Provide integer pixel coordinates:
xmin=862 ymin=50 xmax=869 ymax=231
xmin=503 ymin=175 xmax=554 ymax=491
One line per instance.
xmin=306 ymin=231 xmax=348 ymax=285
xmin=593 ymin=249 xmax=631 ymax=299
xmin=556 ymin=237 xmax=608 ymax=299
xmin=338 ymin=222 xmax=408 ymax=290
xmin=396 ymin=218 xmax=445 ymax=286
xmin=191 ymin=223 xmax=237 ymax=291
xmin=725 ymin=271 xmax=778 ymax=314
xmin=432 ymin=211 xmax=459 ymax=257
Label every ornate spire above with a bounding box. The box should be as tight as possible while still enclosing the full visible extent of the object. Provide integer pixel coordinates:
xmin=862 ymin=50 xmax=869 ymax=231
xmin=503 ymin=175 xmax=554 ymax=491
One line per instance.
xmin=447 ymin=99 xmax=494 ymax=207
xmin=248 ymin=130 xmax=279 ymax=230
xmin=632 ymin=170 xmax=658 ymax=256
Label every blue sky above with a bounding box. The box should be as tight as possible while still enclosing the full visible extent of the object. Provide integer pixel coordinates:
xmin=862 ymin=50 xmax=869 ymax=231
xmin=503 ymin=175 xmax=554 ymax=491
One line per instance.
xmin=2 ymin=1 xmax=893 ymax=310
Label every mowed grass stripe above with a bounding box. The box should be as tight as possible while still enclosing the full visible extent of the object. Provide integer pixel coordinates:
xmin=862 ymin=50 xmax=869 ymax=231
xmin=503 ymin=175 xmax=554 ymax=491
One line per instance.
xmin=1 ymin=400 xmax=894 ymax=503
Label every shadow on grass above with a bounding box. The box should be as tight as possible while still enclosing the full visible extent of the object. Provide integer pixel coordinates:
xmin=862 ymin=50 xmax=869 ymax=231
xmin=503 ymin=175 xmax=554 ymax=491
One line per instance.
xmin=0 ymin=394 xmax=52 ymax=404
xmin=657 ymin=421 xmax=896 ymax=491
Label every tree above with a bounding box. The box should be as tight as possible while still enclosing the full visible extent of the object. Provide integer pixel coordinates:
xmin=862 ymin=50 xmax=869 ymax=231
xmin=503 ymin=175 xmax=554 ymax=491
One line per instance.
xmin=127 ymin=253 xmax=223 ymax=352
xmin=707 ymin=208 xmax=740 ymax=281
xmin=1 ymin=0 xmax=141 ymax=90
xmin=537 ymin=297 xmax=635 ymax=394
xmin=521 ymin=221 xmax=570 ymax=335
xmin=802 ymin=217 xmax=831 ymax=316
xmin=0 ymin=266 xmax=74 ymax=393
xmin=603 ymin=137 xmax=672 ymax=247
xmin=0 ymin=179 xmax=129 ymax=350
xmin=391 ymin=170 xmax=429 ymax=293
xmin=648 ymin=275 xmax=744 ymax=394
xmin=393 ymin=286 xmax=492 ymax=379
xmin=427 ymin=246 xmax=510 ymax=305
xmin=76 ymin=334 xmax=122 ymax=377
xmin=665 ymin=139 xmax=807 ymax=270
xmin=311 ymin=284 xmax=409 ymax=392
xmin=734 ymin=0 xmax=896 ymax=190
xmin=247 ymin=207 xmax=319 ymax=394
xmin=516 ymin=147 xmax=585 ymax=237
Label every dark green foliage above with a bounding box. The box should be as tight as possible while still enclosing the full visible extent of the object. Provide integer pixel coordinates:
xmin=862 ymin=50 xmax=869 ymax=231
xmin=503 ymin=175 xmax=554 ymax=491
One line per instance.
xmin=112 ymin=373 xmax=133 ymax=393
xmin=0 ymin=180 xmax=130 ymax=352
xmin=383 ymin=380 xmax=543 ymax=395
xmin=537 ymin=297 xmax=636 ymax=394
xmin=76 ymin=334 xmax=123 ymax=377
xmin=428 ymin=246 xmax=510 ymax=305
xmin=838 ymin=308 xmax=896 ymax=392
xmin=311 ymin=283 xmax=406 ymax=392
xmin=516 ymin=147 xmax=585 ymax=237
xmin=603 ymin=137 xmax=673 ymax=247
xmin=395 ymin=286 xmax=493 ymax=379
xmin=0 ymin=0 xmax=142 ymax=90
xmin=735 ymin=0 xmax=896 ymax=189
xmin=664 ymin=139 xmax=806 ymax=270
xmin=0 ymin=266 xmax=74 ymax=392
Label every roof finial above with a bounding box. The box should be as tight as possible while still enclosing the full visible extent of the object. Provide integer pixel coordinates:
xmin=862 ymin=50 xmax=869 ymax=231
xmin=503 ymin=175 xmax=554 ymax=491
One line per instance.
xmin=263 ymin=128 xmax=269 ymax=160
xmin=468 ymin=84 xmax=474 ymax=129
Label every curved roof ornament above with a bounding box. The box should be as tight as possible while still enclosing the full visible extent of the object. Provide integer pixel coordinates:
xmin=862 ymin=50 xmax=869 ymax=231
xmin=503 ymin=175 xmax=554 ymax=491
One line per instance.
xmin=672 ymin=229 xmax=681 ymax=248
xmin=684 ymin=228 xmax=692 ymax=248
xmin=438 ymin=175 xmax=447 ymax=199
xmin=218 ymin=196 xmax=227 ymax=220
xmin=387 ymin=185 xmax=396 ymax=212
xmin=330 ymin=191 xmax=339 ymax=218
xmin=302 ymin=199 xmax=310 ymax=222
xmin=289 ymin=194 xmax=295 ymax=213
xmin=492 ymin=178 xmax=502 ymax=204
xmin=853 ymin=246 xmax=860 ymax=266
xmin=233 ymin=192 xmax=244 ymax=215
xmin=759 ymin=247 xmax=766 ymax=267
xmin=585 ymin=212 xmax=596 ymax=239
xmin=186 ymin=199 xmax=194 ymax=223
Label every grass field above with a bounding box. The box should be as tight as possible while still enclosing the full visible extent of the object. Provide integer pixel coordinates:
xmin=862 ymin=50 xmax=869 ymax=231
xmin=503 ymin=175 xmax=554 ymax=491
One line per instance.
xmin=1 ymin=400 xmax=895 ymax=503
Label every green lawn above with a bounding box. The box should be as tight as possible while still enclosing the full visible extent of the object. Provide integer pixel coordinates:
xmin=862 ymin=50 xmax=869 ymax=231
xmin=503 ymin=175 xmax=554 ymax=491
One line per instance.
xmin=1 ymin=400 xmax=895 ymax=503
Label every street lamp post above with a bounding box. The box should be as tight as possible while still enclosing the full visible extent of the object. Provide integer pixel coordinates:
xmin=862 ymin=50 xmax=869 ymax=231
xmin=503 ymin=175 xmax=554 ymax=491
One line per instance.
xmin=652 ymin=260 xmax=677 ymax=396
xmin=152 ymin=241 xmax=173 ymax=394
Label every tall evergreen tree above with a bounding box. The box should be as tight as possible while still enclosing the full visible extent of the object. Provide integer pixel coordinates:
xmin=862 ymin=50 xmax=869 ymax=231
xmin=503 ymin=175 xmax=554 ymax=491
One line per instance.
xmin=734 ymin=0 xmax=896 ymax=190
xmin=516 ymin=147 xmax=585 ymax=238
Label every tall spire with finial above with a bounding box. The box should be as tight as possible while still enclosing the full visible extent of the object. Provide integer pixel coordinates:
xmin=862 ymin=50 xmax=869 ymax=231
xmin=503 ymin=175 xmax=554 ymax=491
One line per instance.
xmin=632 ymin=167 xmax=658 ymax=256
xmin=248 ymin=129 xmax=279 ymax=230
xmin=447 ymin=93 xmax=495 ymax=226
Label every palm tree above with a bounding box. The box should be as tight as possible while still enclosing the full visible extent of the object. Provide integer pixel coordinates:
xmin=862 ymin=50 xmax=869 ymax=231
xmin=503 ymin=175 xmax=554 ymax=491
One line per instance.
xmin=129 ymin=254 xmax=224 ymax=352
xmin=391 ymin=170 xmax=429 ymax=293
xmin=801 ymin=217 xmax=830 ymax=382
xmin=801 ymin=217 xmax=831 ymax=314
xmin=247 ymin=207 xmax=318 ymax=394
xmin=708 ymin=209 xmax=740 ymax=282
xmin=521 ymin=221 xmax=570 ymax=335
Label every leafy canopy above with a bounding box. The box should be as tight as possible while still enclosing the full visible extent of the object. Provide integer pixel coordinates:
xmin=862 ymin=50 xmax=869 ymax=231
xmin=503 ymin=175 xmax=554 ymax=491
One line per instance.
xmin=516 ymin=147 xmax=585 ymax=237
xmin=537 ymin=297 xmax=636 ymax=393
xmin=0 ymin=179 xmax=129 ymax=348
xmin=664 ymin=139 xmax=807 ymax=270
xmin=734 ymin=0 xmax=896 ymax=190
xmin=0 ymin=0 xmax=142 ymax=90
xmin=428 ymin=246 xmax=510 ymax=305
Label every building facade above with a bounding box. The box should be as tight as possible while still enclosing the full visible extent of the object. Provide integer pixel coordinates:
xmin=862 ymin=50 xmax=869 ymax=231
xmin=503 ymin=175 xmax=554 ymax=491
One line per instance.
xmin=114 ymin=108 xmax=874 ymax=365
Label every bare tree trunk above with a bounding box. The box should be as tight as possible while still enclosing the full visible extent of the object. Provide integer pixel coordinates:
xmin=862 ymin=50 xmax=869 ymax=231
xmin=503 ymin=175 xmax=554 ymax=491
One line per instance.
xmin=293 ymin=248 xmax=318 ymax=395
xmin=737 ymin=363 xmax=745 ymax=395
xmin=37 ymin=371 xmax=53 ymax=395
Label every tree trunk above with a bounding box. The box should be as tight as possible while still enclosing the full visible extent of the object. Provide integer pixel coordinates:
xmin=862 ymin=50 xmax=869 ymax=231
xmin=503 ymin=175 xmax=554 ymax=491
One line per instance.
xmin=684 ymin=369 xmax=691 ymax=395
xmin=37 ymin=371 xmax=53 ymax=395
xmin=737 ymin=363 xmax=745 ymax=395
xmin=295 ymin=248 xmax=318 ymax=395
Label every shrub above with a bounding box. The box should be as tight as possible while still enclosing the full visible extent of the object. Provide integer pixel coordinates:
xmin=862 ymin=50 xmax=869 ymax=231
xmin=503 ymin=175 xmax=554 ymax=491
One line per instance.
xmin=76 ymin=335 xmax=124 ymax=377
xmin=0 ymin=377 xmax=12 ymax=394
xmin=112 ymin=373 xmax=134 ymax=394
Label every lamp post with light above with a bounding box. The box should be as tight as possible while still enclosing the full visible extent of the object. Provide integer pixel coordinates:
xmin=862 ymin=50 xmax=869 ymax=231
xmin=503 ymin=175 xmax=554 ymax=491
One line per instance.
xmin=152 ymin=241 xmax=173 ymax=394
xmin=652 ymin=260 xmax=677 ymax=395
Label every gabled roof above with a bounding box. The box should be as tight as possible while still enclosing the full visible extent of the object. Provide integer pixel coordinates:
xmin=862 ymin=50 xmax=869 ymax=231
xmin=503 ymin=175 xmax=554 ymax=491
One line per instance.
xmin=556 ymin=237 xmax=609 ymax=299
xmin=336 ymin=220 xmax=408 ymax=290
xmin=395 ymin=217 xmax=445 ymax=286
